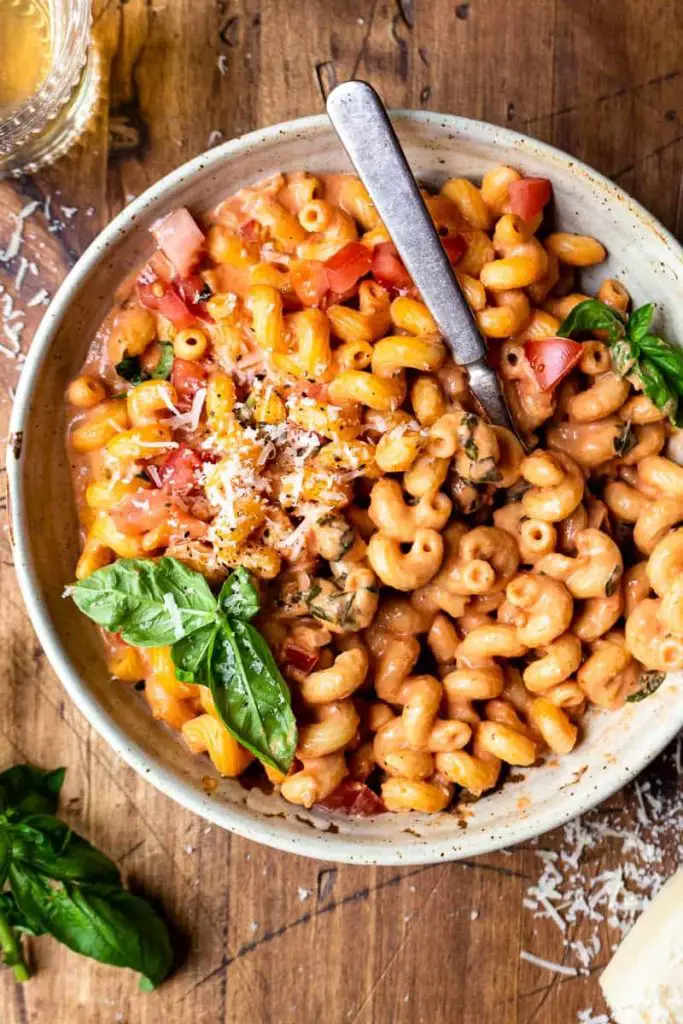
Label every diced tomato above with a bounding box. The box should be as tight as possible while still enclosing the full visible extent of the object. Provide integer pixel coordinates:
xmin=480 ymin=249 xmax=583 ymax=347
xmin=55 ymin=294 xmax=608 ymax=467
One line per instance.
xmin=324 ymin=242 xmax=373 ymax=294
xmin=136 ymin=266 xmax=196 ymax=331
xmin=370 ymin=242 xmax=413 ymax=291
xmin=290 ymin=259 xmax=329 ymax=307
xmin=171 ymin=359 xmax=208 ymax=411
xmin=282 ymin=640 xmax=320 ymax=674
xmin=442 ymin=234 xmax=466 ymax=266
xmin=507 ymin=177 xmax=552 ymax=222
xmin=240 ymin=218 xmax=262 ymax=242
xmin=525 ymin=337 xmax=583 ymax=391
xmin=319 ymin=780 xmax=387 ymax=816
xmin=288 ymin=380 xmax=329 ymax=402
xmin=147 ymin=249 xmax=174 ymax=285
xmin=178 ymin=273 xmax=214 ymax=323
xmin=150 ymin=207 xmax=205 ymax=278
xmin=111 ymin=489 xmax=208 ymax=542
xmin=158 ymin=445 xmax=203 ymax=498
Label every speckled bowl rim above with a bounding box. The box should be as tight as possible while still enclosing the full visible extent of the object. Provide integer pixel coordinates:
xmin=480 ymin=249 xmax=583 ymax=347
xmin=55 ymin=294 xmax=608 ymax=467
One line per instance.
xmin=8 ymin=110 xmax=683 ymax=865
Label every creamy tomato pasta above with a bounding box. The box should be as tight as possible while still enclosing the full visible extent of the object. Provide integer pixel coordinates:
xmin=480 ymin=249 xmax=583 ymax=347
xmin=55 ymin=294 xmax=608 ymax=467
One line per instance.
xmin=66 ymin=167 xmax=683 ymax=815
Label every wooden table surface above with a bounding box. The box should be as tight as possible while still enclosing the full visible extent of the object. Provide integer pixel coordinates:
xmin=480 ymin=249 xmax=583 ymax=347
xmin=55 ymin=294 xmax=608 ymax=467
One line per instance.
xmin=0 ymin=2 xmax=681 ymax=1021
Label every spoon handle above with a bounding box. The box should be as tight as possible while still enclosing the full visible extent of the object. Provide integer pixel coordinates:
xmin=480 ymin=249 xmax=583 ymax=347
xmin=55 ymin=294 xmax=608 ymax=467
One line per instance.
xmin=326 ymin=81 xmax=523 ymax=440
xmin=326 ymin=80 xmax=486 ymax=366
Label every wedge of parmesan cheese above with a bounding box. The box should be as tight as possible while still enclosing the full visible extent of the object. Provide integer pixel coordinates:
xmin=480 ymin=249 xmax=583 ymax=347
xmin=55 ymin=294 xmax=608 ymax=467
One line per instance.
xmin=600 ymin=870 xmax=683 ymax=1023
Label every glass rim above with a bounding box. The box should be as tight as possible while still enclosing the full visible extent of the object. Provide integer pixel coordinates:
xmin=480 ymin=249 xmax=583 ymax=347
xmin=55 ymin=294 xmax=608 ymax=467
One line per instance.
xmin=0 ymin=2 xmax=93 ymax=157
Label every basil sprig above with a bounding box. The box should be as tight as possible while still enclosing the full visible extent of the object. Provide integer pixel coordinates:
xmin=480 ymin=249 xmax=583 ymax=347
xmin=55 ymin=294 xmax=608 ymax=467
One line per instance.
xmin=558 ymin=299 xmax=683 ymax=425
xmin=115 ymin=341 xmax=174 ymax=385
xmin=72 ymin=561 xmax=297 ymax=773
xmin=0 ymin=765 xmax=172 ymax=987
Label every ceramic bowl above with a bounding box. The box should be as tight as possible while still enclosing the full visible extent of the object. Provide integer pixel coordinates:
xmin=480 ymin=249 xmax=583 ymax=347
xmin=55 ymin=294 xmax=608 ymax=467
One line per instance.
xmin=8 ymin=112 xmax=683 ymax=865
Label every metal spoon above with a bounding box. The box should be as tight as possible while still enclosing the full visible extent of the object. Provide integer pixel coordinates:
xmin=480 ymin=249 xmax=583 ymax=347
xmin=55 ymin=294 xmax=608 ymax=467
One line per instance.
xmin=326 ymin=80 xmax=520 ymax=439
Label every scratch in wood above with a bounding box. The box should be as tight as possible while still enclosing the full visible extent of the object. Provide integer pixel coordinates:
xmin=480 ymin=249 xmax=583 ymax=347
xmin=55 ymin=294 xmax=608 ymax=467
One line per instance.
xmin=459 ymin=858 xmax=530 ymax=880
xmin=418 ymin=46 xmax=429 ymax=66
xmin=390 ymin=13 xmax=409 ymax=82
xmin=522 ymin=970 xmax=563 ymax=1024
xmin=611 ymin=134 xmax=683 ymax=180
xmin=644 ymin=68 xmax=682 ymax=88
xmin=0 ymin=724 xmax=32 ymax=763
xmin=182 ymin=853 xmax=527 ymax=999
xmin=350 ymin=0 xmax=380 ymax=80
xmin=180 ymin=865 xmax=435 ymax=997
xmin=118 ymin=837 xmax=146 ymax=862
xmin=395 ymin=0 xmax=415 ymax=29
xmin=526 ymin=70 xmax=682 ymax=128
xmin=347 ymin=868 xmax=451 ymax=1024
xmin=314 ymin=61 xmax=338 ymax=103
xmin=219 ymin=15 xmax=240 ymax=47
xmin=519 ymin=960 xmax=607 ymax=1000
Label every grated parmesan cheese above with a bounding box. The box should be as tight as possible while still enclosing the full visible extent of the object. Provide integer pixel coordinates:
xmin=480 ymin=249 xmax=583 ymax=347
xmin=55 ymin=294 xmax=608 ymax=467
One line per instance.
xmin=0 ymin=200 xmax=39 ymax=263
xmin=520 ymin=950 xmax=578 ymax=977
xmin=145 ymin=465 xmax=163 ymax=488
xmin=134 ymin=440 xmax=180 ymax=450
xmin=26 ymin=288 xmax=50 ymax=307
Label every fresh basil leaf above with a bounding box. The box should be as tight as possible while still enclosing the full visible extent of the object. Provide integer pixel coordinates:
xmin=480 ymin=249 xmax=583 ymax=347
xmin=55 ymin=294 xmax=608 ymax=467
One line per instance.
xmin=464 ymin=439 xmax=479 ymax=462
xmin=626 ymin=670 xmax=665 ymax=702
xmin=148 ymin=342 xmax=174 ymax=381
xmin=0 ymin=833 xmax=9 ymax=889
xmin=218 ymin=568 xmax=260 ymax=621
xmin=115 ymin=354 xmax=145 ymax=383
xmin=0 ymin=891 xmax=41 ymax=936
xmin=627 ymin=303 xmax=655 ymax=343
xmin=557 ymin=299 xmax=626 ymax=344
xmin=8 ymin=864 xmax=172 ymax=987
xmin=638 ymin=335 xmax=683 ymax=397
xmin=9 ymin=816 xmax=120 ymax=885
xmin=71 ymin=557 xmax=218 ymax=647
xmin=209 ymin=618 xmax=297 ymax=774
xmin=637 ymin=358 xmax=677 ymax=412
xmin=172 ymin=623 xmax=217 ymax=684
xmin=0 ymin=766 xmax=65 ymax=817
xmin=116 ymin=343 xmax=173 ymax=385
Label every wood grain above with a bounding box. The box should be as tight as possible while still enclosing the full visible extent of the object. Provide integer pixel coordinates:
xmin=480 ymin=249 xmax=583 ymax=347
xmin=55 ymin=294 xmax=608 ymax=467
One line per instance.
xmin=0 ymin=1 xmax=681 ymax=1021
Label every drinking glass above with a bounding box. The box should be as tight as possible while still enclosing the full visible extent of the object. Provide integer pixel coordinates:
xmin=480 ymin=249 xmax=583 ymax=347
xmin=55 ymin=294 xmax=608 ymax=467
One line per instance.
xmin=0 ymin=0 xmax=101 ymax=177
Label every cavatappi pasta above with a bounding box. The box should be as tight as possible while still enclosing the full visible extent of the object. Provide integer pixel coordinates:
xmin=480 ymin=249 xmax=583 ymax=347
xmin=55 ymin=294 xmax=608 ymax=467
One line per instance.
xmin=67 ymin=168 xmax=683 ymax=816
